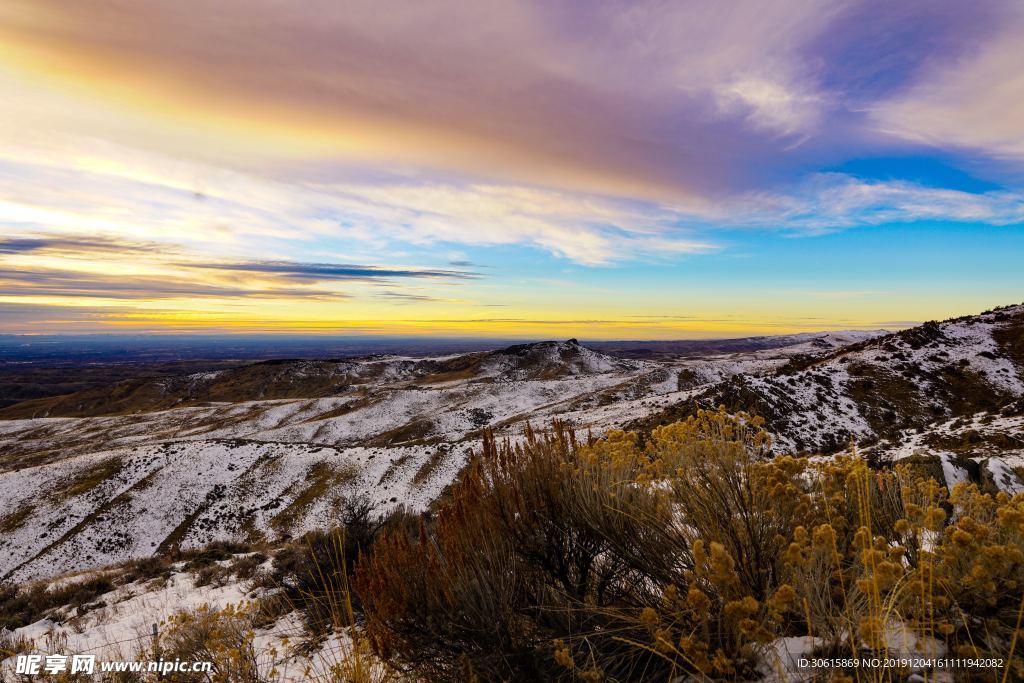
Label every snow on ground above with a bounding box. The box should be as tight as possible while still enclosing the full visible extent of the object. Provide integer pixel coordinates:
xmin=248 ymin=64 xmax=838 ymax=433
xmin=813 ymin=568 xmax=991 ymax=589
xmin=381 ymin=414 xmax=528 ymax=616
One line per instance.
xmin=3 ymin=318 xmax=1020 ymax=580
xmin=733 ymin=363 xmax=876 ymax=453
xmin=985 ymin=457 xmax=1024 ymax=495
xmin=0 ymin=341 xmax=760 ymax=580
xmin=0 ymin=439 xmax=468 ymax=582
xmin=692 ymin=307 xmax=1024 ymax=455
xmin=761 ymin=622 xmax=950 ymax=682
xmin=0 ymin=567 xmax=388 ymax=683
xmin=864 ymin=411 xmax=1024 ymax=494
xmin=938 ymin=452 xmax=969 ymax=490
xmin=0 ymin=321 xmax=1020 ymax=680
xmin=7 ymin=572 xmax=250 ymax=663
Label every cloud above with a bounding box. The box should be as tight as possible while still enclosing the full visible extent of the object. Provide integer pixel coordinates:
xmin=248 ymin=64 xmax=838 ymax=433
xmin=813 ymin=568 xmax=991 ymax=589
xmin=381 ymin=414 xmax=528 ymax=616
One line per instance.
xmin=335 ymin=183 xmax=718 ymax=264
xmin=1 ymin=1 xmax=1018 ymax=202
xmin=374 ymin=291 xmax=453 ymax=305
xmin=715 ymin=77 xmax=824 ymax=139
xmin=190 ymin=261 xmax=478 ymax=282
xmin=0 ymin=235 xmax=479 ymax=303
xmin=869 ymin=4 xmax=1024 ymax=159
xmin=702 ymin=174 xmax=1024 ymax=232
xmin=0 ymin=235 xmax=167 ymax=255
xmin=0 ymin=147 xmax=718 ymax=265
xmin=0 ymin=0 xmax=1020 ymax=273
xmin=0 ymin=302 xmax=213 ymax=333
xmin=0 ymin=267 xmax=350 ymax=300
xmin=0 ymin=0 xmax=849 ymax=201
xmin=0 ymin=1 xmax=1019 ymax=338
xmin=0 ymin=302 xmax=121 ymax=326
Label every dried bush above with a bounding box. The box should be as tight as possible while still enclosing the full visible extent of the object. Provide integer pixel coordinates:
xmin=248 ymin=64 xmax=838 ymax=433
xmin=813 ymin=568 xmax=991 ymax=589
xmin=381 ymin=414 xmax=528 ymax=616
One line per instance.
xmin=357 ymin=410 xmax=1024 ymax=682
xmin=148 ymin=603 xmax=266 ymax=683
xmin=0 ymin=575 xmax=115 ymax=629
xmin=261 ymin=495 xmax=404 ymax=635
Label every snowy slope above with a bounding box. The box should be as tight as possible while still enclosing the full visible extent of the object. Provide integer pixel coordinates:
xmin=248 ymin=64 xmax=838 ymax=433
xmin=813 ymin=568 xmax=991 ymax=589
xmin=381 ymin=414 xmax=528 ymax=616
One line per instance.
xmin=0 ymin=439 xmax=469 ymax=582
xmin=0 ymin=342 xmax=669 ymax=579
xmin=4 ymin=315 xmax=1015 ymax=581
xmin=648 ymin=305 xmax=1024 ymax=453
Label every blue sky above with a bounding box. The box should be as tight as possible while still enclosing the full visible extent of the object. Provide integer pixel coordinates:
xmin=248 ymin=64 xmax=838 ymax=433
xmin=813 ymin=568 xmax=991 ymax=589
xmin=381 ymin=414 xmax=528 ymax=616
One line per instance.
xmin=0 ymin=0 xmax=1021 ymax=338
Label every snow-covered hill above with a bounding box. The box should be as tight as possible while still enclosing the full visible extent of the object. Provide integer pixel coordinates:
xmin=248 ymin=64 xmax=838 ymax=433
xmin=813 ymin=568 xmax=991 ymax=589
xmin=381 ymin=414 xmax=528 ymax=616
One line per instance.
xmin=0 ymin=341 xmax=666 ymax=580
xmin=635 ymin=304 xmax=1024 ymax=454
xmin=2 ymin=309 xmax=1022 ymax=581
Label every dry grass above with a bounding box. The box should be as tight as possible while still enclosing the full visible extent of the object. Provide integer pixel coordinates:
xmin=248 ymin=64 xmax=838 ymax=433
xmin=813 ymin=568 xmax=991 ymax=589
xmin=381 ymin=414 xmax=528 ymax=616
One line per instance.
xmin=0 ymin=502 xmax=35 ymax=534
xmin=269 ymin=462 xmax=358 ymax=534
xmin=356 ymin=410 xmax=1024 ymax=681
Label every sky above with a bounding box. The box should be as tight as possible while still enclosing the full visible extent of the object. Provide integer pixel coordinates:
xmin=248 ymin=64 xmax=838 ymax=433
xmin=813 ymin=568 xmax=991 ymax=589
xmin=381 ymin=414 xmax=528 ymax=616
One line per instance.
xmin=0 ymin=0 xmax=1022 ymax=339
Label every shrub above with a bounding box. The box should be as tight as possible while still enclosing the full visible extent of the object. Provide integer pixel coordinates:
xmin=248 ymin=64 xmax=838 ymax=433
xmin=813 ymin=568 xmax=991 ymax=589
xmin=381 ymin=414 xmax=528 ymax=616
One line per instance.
xmin=122 ymin=555 xmax=174 ymax=584
xmin=357 ymin=410 xmax=1024 ymax=682
xmin=0 ymin=627 xmax=32 ymax=660
xmin=230 ymin=553 xmax=268 ymax=581
xmin=181 ymin=541 xmax=255 ymax=571
xmin=358 ymin=421 xmax=677 ymax=680
xmin=148 ymin=603 xmax=266 ymax=683
xmin=145 ymin=600 xmax=396 ymax=683
xmin=261 ymin=495 xmax=402 ymax=635
xmin=0 ymin=575 xmax=115 ymax=629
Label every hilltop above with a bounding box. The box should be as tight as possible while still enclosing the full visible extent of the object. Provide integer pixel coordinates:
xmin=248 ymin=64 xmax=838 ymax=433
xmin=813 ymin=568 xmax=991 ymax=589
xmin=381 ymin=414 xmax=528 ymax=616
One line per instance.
xmin=633 ymin=304 xmax=1024 ymax=453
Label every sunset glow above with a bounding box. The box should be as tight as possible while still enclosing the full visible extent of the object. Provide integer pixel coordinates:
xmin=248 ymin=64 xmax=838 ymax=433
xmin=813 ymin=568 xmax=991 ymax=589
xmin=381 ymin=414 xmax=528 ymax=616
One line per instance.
xmin=1 ymin=1 xmax=1022 ymax=338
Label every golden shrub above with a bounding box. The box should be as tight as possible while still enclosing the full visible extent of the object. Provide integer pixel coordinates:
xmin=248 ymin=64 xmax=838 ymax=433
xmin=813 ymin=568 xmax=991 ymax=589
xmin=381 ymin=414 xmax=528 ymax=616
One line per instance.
xmin=356 ymin=411 xmax=1024 ymax=682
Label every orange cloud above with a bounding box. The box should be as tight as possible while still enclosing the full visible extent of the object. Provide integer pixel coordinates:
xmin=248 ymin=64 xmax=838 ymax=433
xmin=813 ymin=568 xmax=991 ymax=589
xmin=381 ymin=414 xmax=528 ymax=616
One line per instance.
xmin=0 ymin=0 xmax=848 ymax=203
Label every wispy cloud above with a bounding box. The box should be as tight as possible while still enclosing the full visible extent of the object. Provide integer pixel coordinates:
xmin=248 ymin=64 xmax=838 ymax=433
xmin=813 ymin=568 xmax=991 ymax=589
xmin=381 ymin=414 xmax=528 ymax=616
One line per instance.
xmin=0 ymin=240 xmax=479 ymax=304
xmin=715 ymin=76 xmax=825 ymax=140
xmin=870 ymin=3 xmax=1024 ymax=159
xmin=374 ymin=291 xmax=454 ymax=305
xmin=0 ymin=302 xmax=124 ymax=327
xmin=0 ymin=267 xmax=350 ymax=300
xmin=190 ymin=261 xmax=478 ymax=282
xmin=695 ymin=174 xmax=1024 ymax=232
xmin=0 ymin=0 xmax=845 ymax=200
xmin=0 ymin=1 xmax=1020 ymax=267
xmin=0 ymin=235 xmax=167 ymax=255
xmin=0 ymin=148 xmax=720 ymax=265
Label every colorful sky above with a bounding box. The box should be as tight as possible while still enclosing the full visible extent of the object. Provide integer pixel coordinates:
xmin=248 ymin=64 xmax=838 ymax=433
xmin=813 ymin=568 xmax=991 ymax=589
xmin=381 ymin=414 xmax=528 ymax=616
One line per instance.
xmin=0 ymin=0 xmax=1022 ymax=339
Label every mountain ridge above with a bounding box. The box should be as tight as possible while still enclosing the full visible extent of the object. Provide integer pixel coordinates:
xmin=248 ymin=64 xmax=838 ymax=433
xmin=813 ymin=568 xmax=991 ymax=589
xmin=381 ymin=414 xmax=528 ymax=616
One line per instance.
xmin=629 ymin=303 xmax=1024 ymax=453
xmin=1 ymin=306 xmax=1022 ymax=582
